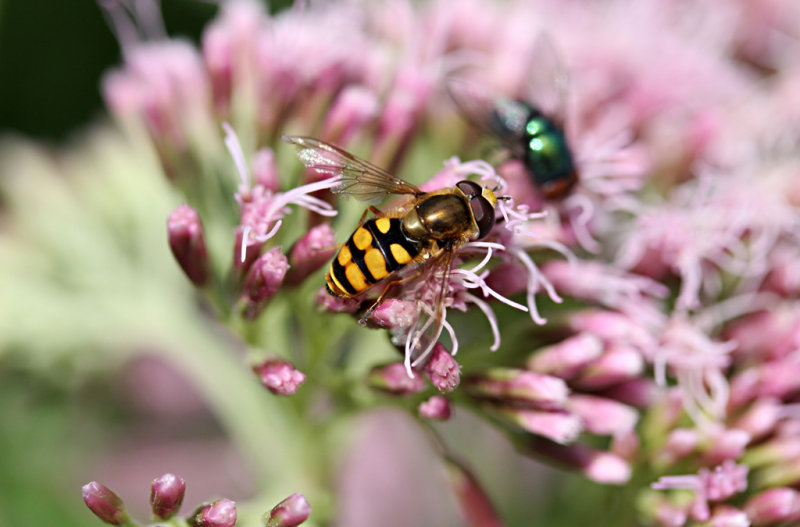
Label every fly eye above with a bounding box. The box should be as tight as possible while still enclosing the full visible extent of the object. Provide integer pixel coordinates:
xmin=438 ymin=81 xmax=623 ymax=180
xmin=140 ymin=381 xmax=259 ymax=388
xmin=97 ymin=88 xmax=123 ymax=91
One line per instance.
xmin=470 ymin=196 xmax=496 ymax=239
xmin=456 ymin=180 xmax=482 ymax=198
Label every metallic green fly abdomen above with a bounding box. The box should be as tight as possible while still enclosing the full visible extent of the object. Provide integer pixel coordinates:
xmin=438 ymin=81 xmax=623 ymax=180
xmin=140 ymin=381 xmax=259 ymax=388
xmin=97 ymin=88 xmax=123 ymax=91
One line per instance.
xmin=521 ymin=107 xmax=576 ymax=198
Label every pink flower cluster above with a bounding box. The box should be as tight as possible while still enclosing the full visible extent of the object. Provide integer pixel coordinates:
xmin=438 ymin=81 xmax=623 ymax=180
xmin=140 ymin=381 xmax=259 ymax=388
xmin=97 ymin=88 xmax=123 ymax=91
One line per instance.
xmin=100 ymin=0 xmax=800 ymax=524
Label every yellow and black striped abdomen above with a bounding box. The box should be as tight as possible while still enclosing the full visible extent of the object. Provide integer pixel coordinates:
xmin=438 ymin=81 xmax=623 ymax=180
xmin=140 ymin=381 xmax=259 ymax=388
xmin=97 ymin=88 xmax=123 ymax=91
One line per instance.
xmin=326 ymin=217 xmax=422 ymax=297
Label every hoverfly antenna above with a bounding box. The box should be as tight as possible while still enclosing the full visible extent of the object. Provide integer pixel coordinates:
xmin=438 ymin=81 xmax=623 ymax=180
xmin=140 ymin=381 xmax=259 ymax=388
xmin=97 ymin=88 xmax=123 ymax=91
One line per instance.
xmin=497 ymin=195 xmax=512 ymax=201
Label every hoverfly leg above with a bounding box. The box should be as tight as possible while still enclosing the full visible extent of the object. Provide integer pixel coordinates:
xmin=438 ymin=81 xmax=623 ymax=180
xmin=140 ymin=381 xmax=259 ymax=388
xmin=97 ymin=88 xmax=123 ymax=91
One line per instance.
xmin=310 ymin=242 xmax=344 ymax=254
xmin=358 ymin=267 xmax=426 ymax=325
xmin=352 ymin=205 xmax=386 ymax=229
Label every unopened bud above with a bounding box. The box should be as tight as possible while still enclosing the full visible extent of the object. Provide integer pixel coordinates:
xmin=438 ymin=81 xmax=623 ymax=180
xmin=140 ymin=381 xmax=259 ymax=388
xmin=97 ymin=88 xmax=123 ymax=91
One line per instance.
xmin=315 ymin=287 xmax=361 ymax=314
xmin=252 ymin=148 xmax=280 ymax=193
xmin=418 ymin=395 xmax=452 ymax=420
xmin=464 ymin=368 xmax=568 ymax=408
xmin=707 ymin=505 xmax=749 ymax=527
xmin=368 ymin=362 xmax=426 ymax=395
xmin=168 ymin=205 xmax=209 ymax=286
xmin=444 ymin=456 xmax=502 ymax=527
xmin=82 ymin=481 xmax=128 ymax=525
xmin=498 ymin=407 xmax=582 ymax=444
xmin=320 ymin=86 xmax=379 ymax=146
xmin=367 ymin=298 xmax=418 ymax=331
xmin=526 ymin=333 xmax=603 ymax=379
xmin=524 ymin=438 xmax=632 ymax=485
xmin=188 ymin=499 xmax=237 ymax=527
xmin=253 ymin=359 xmax=306 ymax=395
xmin=266 ymin=493 xmax=311 ymax=527
xmin=242 ymin=247 xmax=290 ymax=319
xmin=150 ymin=473 xmax=186 ymax=520
xmin=573 ymin=346 xmax=644 ymax=389
xmin=423 ymin=344 xmax=461 ymax=392
xmin=286 ymin=224 xmax=336 ymax=287
xmin=567 ymin=395 xmax=638 ymax=436
xmin=744 ymin=488 xmax=800 ymax=525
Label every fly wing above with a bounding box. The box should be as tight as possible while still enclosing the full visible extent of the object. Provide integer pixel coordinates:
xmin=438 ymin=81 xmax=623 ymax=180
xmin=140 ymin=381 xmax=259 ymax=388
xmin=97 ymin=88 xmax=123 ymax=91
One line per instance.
xmin=283 ymin=135 xmax=423 ymax=202
xmin=446 ymin=77 xmax=530 ymax=156
xmin=405 ymin=249 xmax=455 ymax=371
xmin=523 ymin=32 xmax=569 ymax=129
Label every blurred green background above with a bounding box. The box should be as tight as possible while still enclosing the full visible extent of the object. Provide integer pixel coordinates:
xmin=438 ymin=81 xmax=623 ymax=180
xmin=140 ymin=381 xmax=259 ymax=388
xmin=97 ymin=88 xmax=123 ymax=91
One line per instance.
xmin=0 ymin=2 xmax=215 ymax=526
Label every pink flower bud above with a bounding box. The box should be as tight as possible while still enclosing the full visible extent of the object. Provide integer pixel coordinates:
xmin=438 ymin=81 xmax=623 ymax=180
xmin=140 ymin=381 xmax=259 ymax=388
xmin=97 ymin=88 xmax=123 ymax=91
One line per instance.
xmin=707 ymin=505 xmax=749 ymax=527
xmin=600 ymin=378 xmax=658 ymax=408
xmin=526 ymin=333 xmax=604 ymax=379
xmin=744 ymin=488 xmax=800 ymax=526
xmin=728 ymin=368 xmax=760 ymax=411
xmin=573 ymin=346 xmax=645 ymax=389
xmin=732 ymin=398 xmax=782 ymax=441
xmin=189 ymin=499 xmax=237 ymax=527
xmin=700 ymin=428 xmax=751 ymax=467
xmin=499 ymin=407 xmax=583 ymax=444
xmin=252 ymin=148 xmax=280 ymax=193
xmin=569 ymin=310 xmax=656 ymax=351
xmin=242 ymin=247 xmax=290 ymax=319
xmin=568 ymin=395 xmax=639 ymax=436
xmin=657 ymin=428 xmax=699 ymax=466
xmin=167 ymin=205 xmax=209 ymax=286
xmin=367 ymin=298 xmax=418 ymax=331
xmin=266 ymin=493 xmax=311 ymax=527
xmin=654 ymin=501 xmax=688 ymax=527
xmin=286 ymin=224 xmax=336 ymax=287
xmin=465 ymin=368 xmax=569 ymax=408
xmin=82 ymin=481 xmax=128 ymax=525
xmin=315 ymin=287 xmax=361 ymax=314
xmin=524 ymin=439 xmax=632 ymax=485
xmin=201 ymin=0 xmax=263 ymax=114
xmin=150 ymin=473 xmax=186 ymax=520
xmin=444 ymin=457 xmax=502 ymax=527
xmin=320 ymin=86 xmax=379 ymax=146
xmin=582 ymin=452 xmax=633 ymax=485
xmin=253 ymin=359 xmax=306 ymax=396
xmin=371 ymin=80 xmax=422 ymax=171
xmin=423 ymin=344 xmax=461 ymax=393
xmin=418 ymin=395 xmax=452 ymax=421
xmin=367 ymin=362 xmax=426 ymax=396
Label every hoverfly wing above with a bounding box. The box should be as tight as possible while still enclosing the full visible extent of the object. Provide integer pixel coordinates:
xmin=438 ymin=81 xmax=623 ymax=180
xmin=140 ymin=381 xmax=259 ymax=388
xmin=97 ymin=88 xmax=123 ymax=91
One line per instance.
xmin=282 ymin=135 xmax=423 ymax=202
xmin=523 ymin=32 xmax=570 ymax=129
xmin=405 ymin=249 xmax=455 ymax=370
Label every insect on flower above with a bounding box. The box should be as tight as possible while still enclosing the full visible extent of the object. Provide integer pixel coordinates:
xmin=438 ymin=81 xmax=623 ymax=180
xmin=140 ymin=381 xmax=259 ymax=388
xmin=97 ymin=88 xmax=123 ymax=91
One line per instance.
xmin=283 ymin=135 xmax=506 ymax=355
xmin=448 ymin=35 xmax=577 ymax=199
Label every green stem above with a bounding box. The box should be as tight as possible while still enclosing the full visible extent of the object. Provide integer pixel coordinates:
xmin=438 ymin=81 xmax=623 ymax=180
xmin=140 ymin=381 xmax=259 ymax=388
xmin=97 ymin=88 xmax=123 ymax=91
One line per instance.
xmin=139 ymin=307 xmax=324 ymax=509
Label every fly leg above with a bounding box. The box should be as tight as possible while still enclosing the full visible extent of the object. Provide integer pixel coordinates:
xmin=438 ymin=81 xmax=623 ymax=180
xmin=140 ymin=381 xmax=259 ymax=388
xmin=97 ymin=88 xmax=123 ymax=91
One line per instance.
xmin=358 ymin=267 xmax=425 ymax=325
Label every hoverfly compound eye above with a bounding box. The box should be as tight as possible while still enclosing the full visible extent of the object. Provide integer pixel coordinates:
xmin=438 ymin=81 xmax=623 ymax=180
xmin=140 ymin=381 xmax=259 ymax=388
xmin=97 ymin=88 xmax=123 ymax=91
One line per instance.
xmin=456 ymin=180 xmax=482 ymax=198
xmin=470 ymin=196 xmax=496 ymax=239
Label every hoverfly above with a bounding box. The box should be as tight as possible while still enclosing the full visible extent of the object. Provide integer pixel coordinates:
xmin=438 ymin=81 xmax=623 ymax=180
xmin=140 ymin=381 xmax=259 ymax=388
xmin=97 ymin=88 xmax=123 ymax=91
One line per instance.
xmin=283 ymin=135 xmax=501 ymax=350
xmin=447 ymin=35 xmax=577 ymax=199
